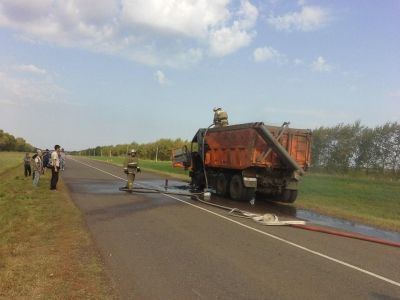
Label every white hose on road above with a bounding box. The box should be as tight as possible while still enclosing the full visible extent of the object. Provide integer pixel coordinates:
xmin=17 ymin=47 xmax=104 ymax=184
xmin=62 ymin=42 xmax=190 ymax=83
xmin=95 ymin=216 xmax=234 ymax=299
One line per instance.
xmin=123 ymin=179 xmax=306 ymax=226
xmin=188 ymin=194 xmax=306 ymax=226
xmin=227 ymin=208 xmax=305 ymax=226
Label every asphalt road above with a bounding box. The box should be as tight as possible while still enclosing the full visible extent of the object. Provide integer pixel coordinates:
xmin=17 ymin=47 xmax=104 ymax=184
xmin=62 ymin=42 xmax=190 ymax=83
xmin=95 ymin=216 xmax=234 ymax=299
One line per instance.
xmin=63 ymin=157 xmax=400 ymax=300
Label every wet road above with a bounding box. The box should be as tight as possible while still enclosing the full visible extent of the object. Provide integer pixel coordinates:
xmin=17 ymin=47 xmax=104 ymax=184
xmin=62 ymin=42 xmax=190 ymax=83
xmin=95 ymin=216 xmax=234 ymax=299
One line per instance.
xmin=63 ymin=157 xmax=400 ymax=300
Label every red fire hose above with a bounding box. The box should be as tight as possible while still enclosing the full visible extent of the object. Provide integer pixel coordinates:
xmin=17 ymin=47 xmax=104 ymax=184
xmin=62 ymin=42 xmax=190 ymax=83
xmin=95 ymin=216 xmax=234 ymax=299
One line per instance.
xmin=290 ymin=224 xmax=400 ymax=248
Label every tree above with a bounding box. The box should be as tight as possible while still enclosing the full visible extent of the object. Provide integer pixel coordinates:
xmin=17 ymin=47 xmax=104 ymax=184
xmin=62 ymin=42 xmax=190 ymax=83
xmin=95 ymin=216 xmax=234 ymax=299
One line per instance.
xmin=0 ymin=129 xmax=34 ymax=152
xmin=354 ymin=128 xmax=374 ymax=173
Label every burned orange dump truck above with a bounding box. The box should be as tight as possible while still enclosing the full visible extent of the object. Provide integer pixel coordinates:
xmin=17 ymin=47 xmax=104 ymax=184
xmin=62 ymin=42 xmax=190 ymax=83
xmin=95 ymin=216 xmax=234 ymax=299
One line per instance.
xmin=173 ymin=109 xmax=312 ymax=203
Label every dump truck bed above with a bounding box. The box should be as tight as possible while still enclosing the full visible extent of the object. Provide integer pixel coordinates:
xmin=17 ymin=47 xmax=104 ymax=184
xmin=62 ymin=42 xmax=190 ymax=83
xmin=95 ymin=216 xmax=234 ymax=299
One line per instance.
xmin=202 ymin=122 xmax=311 ymax=171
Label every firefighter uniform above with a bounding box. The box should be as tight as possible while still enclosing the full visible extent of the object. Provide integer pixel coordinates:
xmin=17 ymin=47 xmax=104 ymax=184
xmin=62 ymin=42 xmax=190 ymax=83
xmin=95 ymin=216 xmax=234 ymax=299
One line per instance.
xmin=124 ymin=149 xmax=140 ymax=190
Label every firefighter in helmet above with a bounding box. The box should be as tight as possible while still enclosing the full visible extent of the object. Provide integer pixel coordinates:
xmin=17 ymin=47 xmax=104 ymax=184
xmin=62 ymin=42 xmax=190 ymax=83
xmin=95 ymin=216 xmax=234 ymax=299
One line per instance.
xmin=124 ymin=149 xmax=140 ymax=190
xmin=213 ymin=107 xmax=228 ymax=127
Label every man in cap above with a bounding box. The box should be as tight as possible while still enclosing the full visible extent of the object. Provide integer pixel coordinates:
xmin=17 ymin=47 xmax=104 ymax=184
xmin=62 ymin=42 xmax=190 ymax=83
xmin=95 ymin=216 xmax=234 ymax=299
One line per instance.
xmin=123 ymin=149 xmax=141 ymax=190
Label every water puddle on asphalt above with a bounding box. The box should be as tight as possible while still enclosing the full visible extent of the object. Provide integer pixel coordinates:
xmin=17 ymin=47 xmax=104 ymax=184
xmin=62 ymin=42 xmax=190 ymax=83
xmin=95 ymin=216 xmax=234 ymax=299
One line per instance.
xmin=141 ymin=179 xmax=400 ymax=243
xmin=76 ymin=181 xmax=124 ymax=194
xmin=295 ymin=209 xmax=400 ymax=243
xmin=113 ymin=179 xmax=400 ymax=243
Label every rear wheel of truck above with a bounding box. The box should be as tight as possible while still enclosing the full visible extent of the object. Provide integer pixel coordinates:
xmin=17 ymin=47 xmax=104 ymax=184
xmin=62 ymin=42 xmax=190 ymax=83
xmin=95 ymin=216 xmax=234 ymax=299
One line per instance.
xmin=279 ymin=189 xmax=298 ymax=203
xmin=215 ymin=173 xmax=229 ymax=197
xmin=229 ymin=174 xmax=255 ymax=201
xmin=288 ymin=190 xmax=298 ymax=202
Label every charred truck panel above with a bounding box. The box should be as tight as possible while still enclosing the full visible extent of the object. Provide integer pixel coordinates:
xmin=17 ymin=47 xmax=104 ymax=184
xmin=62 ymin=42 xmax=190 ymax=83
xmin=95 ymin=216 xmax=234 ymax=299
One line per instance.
xmin=174 ymin=109 xmax=312 ymax=203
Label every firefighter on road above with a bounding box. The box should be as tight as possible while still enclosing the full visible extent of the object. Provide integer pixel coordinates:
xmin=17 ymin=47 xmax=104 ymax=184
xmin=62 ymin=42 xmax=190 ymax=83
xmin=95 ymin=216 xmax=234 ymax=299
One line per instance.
xmin=124 ymin=149 xmax=140 ymax=190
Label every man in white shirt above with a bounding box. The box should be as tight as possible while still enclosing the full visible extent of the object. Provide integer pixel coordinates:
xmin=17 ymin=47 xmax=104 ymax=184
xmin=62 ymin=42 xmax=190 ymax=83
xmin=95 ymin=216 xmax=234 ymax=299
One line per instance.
xmin=50 ymin=145 xmax=61 ymax=190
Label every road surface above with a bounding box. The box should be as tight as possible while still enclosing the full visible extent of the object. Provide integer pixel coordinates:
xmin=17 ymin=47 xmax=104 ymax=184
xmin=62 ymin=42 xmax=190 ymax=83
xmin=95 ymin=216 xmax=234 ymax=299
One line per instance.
xmin=63 ymin=157 xmax=400 ymax=299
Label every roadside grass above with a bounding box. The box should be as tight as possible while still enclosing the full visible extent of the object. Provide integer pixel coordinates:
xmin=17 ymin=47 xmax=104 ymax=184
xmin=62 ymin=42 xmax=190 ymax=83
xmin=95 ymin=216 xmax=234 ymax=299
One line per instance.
xmin=0 ymin=165 xmax=115 ymax=298
xmin=297 ymin=173 xmax=400 ymax=231
xmin=82 ymin=156 xmax=400 ymax=231
xmin=85 ymin=155 xmax=190 ymax=180
xmin=0 ymin=152 xmax=26 ymax=174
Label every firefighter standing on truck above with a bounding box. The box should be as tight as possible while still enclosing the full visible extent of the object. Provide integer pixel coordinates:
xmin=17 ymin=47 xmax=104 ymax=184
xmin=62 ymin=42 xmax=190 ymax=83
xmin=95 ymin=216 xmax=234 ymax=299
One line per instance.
xmin=124 ymin=149 xmax=140 ymax=190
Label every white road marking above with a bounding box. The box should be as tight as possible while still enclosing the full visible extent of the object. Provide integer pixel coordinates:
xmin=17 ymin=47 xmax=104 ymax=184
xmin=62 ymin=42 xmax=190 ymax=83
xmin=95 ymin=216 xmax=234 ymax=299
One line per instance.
xmin=69 ymin=157 xmax=400 ymax=288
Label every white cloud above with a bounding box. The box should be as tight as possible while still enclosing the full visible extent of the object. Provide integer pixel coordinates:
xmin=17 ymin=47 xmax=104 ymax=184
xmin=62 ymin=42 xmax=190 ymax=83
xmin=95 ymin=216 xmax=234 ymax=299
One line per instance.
xmin=0 ymin=70 xmax=64 ymax=106
xmin=15 ymin=64 xmax=47 ymax=75
xmin=209 ymin=24 xmax=253 ymax=57
xmin=253 ymin=46 xmax=283 ymax=63
xmin=267 ymin=6 xmax=329 ymax=32
xmin=121 ymin=0 xmax=230 ymax=39
xmin=236 ymin=0 xmax=259 ymax=29
xmin=155 ymin=70 xmax=166 ymax=85
xmin=0 ymin=0 xmax=259 ymax=67
xmin=208 ymin=0 xmax=258 ymax=56
xmin=311 ymin=56 xmax=332 ymax=72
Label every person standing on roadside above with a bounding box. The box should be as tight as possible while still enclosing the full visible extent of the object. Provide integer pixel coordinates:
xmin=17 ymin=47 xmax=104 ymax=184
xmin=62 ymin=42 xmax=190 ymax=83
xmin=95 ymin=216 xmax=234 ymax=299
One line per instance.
xmin=42 ymin=149 xmax=50 ymax=173
xmin=23 ymin=153 xmax=31 ymax=177
xmin=39 ymin=150 xmax=44 ymax=174
xmin=60 ymin=148 xmax=66 ymax=171
xmin=32 ymin=150 xmax=43 ymax=186
xmin=50 ymin=145 xmax=61 ymax=191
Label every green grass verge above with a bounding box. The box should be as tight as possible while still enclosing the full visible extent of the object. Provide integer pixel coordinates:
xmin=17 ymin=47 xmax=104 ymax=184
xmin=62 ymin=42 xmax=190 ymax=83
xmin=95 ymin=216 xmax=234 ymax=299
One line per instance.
xmin=297 ymin=173 xmax=400 ymax=231
xmin=0 ymin=165 xmax=115 ymax=298
xmin=83 ymin=156 xmax=400 ymax=232
xmin=0 ymin=152 xmax=27 ymax=174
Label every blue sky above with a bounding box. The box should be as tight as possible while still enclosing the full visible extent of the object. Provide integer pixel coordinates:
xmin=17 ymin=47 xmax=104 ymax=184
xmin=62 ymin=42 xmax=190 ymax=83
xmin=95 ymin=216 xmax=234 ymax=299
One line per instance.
xmin=0 ymin=0 xmax=399 ymax=150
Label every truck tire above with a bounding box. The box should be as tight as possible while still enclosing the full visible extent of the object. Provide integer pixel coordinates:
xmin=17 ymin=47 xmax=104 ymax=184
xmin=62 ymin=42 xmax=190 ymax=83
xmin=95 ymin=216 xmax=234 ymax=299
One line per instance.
xmin=279 ymin=189 xmax=298 ymax=203
xmin=215 ymin=173 xmax=228 ymax=197
xmin=288 ymin=190 xmax=298 ymax=203
xmin=229 ymin=174 xmax=255 ymax=201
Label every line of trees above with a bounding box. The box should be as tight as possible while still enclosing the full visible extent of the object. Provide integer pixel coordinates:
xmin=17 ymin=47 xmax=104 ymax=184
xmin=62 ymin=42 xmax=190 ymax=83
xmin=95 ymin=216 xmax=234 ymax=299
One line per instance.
xmin=71 ymin=138 xmax=189 ymax=161
xmin=311 ymin=121 xmax=400 ymax=176
xmin=73 ymin=121 xmax=400 ymax=177
xmin=0 ymin=129 xmax=35 ymax=152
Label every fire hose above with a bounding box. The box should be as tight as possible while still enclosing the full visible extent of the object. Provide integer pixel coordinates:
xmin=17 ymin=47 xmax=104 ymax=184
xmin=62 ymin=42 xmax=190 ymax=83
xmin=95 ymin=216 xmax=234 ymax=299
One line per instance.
xmin=290 ymin=224 xmax=400 ymax=248
xmin=120 ymin=185 xmax=400 ymax=248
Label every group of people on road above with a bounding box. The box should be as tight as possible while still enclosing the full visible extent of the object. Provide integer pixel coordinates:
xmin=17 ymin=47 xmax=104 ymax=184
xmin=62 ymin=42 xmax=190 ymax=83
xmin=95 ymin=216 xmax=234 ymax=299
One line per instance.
xmin=25 ymin=146 xmax=141 ymax=191
xmin=23 ymin=145 xmax=66 ymax=190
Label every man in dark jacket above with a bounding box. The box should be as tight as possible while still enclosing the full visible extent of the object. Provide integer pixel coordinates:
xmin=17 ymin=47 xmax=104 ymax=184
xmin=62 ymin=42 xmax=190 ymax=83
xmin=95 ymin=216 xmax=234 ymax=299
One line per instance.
xmin=23 ymin=153 xmax=31 ymax=177
xmin=42 ymin=149 xmax=50 ymax=173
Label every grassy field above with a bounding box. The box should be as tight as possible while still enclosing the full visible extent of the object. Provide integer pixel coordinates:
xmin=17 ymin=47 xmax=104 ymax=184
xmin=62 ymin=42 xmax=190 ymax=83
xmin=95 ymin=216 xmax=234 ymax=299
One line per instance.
xmin=0 ymin=152 xmax=26 ymax=174
xmin=84 ymin=155 xmax=400 ymax=231
xmin=0 ymin=154 xmax=115 ymax=298
xmin=297 ymin=173 xmax=400 ymax=231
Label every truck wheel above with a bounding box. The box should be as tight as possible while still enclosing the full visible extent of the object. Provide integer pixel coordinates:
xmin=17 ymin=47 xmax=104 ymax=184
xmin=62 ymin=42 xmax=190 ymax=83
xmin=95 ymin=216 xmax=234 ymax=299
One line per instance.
xmin=279 ymin=189 xmax=298 ymax=203
xmin=288 ymin=190 xmax=298 ymax=203
xmin=215 ymin=173 xmax=228 ymax=197
xmin=229 ymin=175 xmax=255 ymax=201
